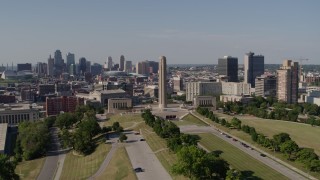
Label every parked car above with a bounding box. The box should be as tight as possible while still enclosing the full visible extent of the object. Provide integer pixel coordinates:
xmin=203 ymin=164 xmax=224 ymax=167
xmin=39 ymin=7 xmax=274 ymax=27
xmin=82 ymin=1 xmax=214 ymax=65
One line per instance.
xmin=134 ymin=167 xmax=144 ymax=172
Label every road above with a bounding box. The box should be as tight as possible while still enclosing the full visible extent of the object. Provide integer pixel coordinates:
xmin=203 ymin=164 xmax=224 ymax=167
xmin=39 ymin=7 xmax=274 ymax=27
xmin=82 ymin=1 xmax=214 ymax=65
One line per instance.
xmin=89 ymin=133 xmax=119 ymax=179
xmin=179 ymin=125 xmax=311 ymax=180
xmin=125 ymin=131 xmax=172 ymax=180
xmin=37 ymin=127 xmax=66 ymax=180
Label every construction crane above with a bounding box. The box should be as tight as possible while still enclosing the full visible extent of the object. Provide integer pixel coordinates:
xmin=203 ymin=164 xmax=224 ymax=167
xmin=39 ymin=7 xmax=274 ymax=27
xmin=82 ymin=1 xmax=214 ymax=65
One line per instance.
xmin=298 ymin=58 xmax=309 ymax=82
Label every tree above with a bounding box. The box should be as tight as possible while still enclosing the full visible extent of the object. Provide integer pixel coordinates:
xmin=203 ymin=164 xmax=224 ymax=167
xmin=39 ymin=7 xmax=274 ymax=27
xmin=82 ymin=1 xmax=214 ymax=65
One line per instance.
xmin=226 ymin=169 xmax=244 ymax=180
xmin=280 ymin=140 xmax=299 ymax=160
xmin=273 ymin=133 xmax=291 ymax=151
xmin=73 ymin=130 xmax=93 ymax=154
xmin=231 ymin=117 xmax=241 ymax=129
xmin=55 ymin=112 xmax=77 ymax=129
xmin=0 ymin=154 xmax=19 ymax=180
xmin=296 ymin=148 xmax=319 ymax=164
xmin=119 ymin=133 xmax=128 ymax=142
xmin=172 ymin=145 xmax=229 ymax=179
xmin=307 ymin=159 xmax=320 ymax=172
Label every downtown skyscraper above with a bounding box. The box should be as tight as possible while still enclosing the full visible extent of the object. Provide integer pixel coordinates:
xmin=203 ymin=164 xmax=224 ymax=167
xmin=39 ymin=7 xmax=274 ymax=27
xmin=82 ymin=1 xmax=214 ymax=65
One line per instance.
xmin=244 ymin=52 xmax=264 ymax=88
xmin=218 ymin=56 xmax=238 ymax=82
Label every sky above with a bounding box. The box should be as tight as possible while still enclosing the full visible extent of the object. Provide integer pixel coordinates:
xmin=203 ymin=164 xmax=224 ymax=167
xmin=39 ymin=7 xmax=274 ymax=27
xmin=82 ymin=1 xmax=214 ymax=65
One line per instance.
xmin=0 ymin=0 xmax=319 ymax=65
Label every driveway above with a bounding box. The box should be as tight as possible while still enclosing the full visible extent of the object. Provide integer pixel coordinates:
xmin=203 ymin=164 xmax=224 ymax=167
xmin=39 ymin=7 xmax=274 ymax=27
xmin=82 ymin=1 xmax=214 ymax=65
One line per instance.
xmin=125 ymin=131 xmax=172 ymax=180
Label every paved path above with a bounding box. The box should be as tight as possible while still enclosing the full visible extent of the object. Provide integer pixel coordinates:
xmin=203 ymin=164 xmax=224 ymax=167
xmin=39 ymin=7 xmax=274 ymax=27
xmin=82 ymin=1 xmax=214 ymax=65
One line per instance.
xmin=37 ymin=127 xmax=68 ymax=180
xmin=125 ymin=131 xmax=172 ymax=180
xmin=89 ymin=133 xmax=119 ymax=179
xmin=180 ymin=125 xmax=312 ymax=180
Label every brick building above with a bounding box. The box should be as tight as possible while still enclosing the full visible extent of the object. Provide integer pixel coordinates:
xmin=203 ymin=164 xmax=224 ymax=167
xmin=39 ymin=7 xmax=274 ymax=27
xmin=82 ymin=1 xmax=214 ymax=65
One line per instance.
xmin=46 ymin=96 xmax=84 ymax=116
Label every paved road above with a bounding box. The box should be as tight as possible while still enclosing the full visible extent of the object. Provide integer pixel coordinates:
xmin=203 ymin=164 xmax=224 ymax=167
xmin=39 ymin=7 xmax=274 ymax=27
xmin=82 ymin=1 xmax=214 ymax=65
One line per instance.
xmin=37 ymin=127 xmax=66 ymax=180
xmin=125 ymin=131 xmax=172 ymax=180
xmin=89 ymin=133 xmax=119 ymax=179
xmin=180 ymin=125 xmax=311 ymax=180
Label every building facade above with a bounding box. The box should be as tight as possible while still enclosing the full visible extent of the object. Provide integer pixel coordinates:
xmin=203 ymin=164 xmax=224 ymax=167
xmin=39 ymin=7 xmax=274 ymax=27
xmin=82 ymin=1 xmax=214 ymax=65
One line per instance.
xmin=17 ymin=63 xmax=32 ymax=72
xmin=277 ymin=60 xmax=299 ymax=104
xmin=244 ymin=52 xmax=264 ymax=88
xmin=193 ymin=96 xmax=216 ymax=110
xmin=221 ymin=82 xmax=250 ymax=95
xmin=46 ymin=96 xmax=84 ymax=116
xmin=218 ymin=56 xmax=238 ymax=82
xmin=107 ymin=98 xmax=132 ymax=113
xmin=124 ymin=60 xmax=132 ymax=73
xmin=173 ymin=76 xmax=183 ymax=92
xmin=186 ymin=82 xmax=222 ymax=102
xmin=255 ymin=75 xmax=277 ymax=97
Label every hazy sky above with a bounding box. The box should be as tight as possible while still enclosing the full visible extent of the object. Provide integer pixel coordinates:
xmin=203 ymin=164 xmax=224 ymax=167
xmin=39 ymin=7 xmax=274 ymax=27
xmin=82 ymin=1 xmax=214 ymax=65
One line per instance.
xmin=0 ymin=1 xmax=319 ymax=65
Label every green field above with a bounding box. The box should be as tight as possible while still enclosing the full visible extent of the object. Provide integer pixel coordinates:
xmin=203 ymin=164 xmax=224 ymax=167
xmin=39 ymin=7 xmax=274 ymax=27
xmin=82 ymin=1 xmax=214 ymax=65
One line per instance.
xmin=60 ymin=136 xmax=111 ymax=180
xmin=96 ymin=146 xmax=137 ymax=180
xmin=15 ymin=157 xmax=45 ymax=180
xmin=102 ymin=114 xmax=144 ymax=129
xmin=194 ymin=111 xmax=320 ymax=179
xmin=213 ymin=112 xmax=320 ymax=155
xmin=173 ymin=114 xmax=209 ymax=126
xmin=199 ymin=133 xmax=288 ymax=180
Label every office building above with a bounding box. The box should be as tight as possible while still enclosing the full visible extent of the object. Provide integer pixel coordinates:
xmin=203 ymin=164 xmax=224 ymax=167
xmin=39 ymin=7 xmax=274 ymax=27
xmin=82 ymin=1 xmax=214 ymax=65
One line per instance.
xmin=17 ymin=63 xmax=32 ymax=72
xmin=36 ymin=62 xmax=47 ymax=76
xmin=66 ymin=52 xmax=75 ymax=71
xmin=124 ymin=60 xmax=132 ymax=73
xmin=86 ymin=61 xmax=91 ymax=73
xmin=79 ymin=57 xmax=87 ymax=75
xmin=244 ymin=52 xmax=264 ymax=87
xmin=136 ymin=61 xmax=149 ymax=75
xmin=193 ymin=96 xmax=216 ymax=110
xmin=148 ymin=61 xmax=159 ymax=74
xmin=119 ymin=55 xmax=125 ymax=71
xmin=47 ymin=55 xmax=54 ymax=76
xmin=91 ymin=63 xmax=102 ymax=76
xmin=255 ymin=75 xmax=277 ymax=97
xmin=218 ymin=56 xmax=238 ymax=82
xmin=144 ymin=85 xmax=159 ymax=98
xmin=54 ymin=50 xmax=64 ymax=77
xmin=186 ymin=82 xmax=222 ymax=102
xmin=0 ymin=95 xmax=15 ymax=103
xmin=221 ymin=82 xmax=251 ymax=95
xmin=107 ymin=56 xmax=113 ymax=70
xmin=0 ymin=104 xmax=41 ymax=124
xmin=39 ymin=84 xmax=55 ymax=96
xmin=277 ymin=60 xmax=299 ymax=104
xmin=159 ymin=56 xmax=167 ymax=109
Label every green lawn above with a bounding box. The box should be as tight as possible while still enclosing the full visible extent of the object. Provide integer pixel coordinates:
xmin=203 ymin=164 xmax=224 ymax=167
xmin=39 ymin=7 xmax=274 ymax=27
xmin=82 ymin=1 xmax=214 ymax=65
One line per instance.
xmin=96 ymin=146 xmax=137 ymax=180
xmin=102 ymin=114 xmax=143 ymax=129
xmin=214 ymin=112 xmax=320 ymax=155
xmin=199 ymin=133 xmax=288 ymax=180
xmin=60 ymin=136 xmax=111 ymax=180
xmin=173 ymin=114 xmax=209 ymax=126
xmin=15 ymin=157 xmax=45 ymax=180
xmin=194 ymin=111 xmax=320 ymax=179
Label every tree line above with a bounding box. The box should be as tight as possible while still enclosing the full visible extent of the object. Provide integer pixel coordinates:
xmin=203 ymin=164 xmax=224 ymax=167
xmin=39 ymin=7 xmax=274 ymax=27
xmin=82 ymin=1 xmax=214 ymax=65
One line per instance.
xmin=219 ymin=96 xmax=320 ymax=126
xmin=197 ymin=106 xmax=320 ymax=173
xmin=142 ymin=109 xmax=244 ymax=179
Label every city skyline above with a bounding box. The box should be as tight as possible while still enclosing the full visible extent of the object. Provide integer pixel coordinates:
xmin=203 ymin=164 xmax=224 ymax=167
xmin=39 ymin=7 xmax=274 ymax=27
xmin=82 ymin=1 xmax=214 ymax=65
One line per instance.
xmin=0 ymin=1 xmax=319 ymax=64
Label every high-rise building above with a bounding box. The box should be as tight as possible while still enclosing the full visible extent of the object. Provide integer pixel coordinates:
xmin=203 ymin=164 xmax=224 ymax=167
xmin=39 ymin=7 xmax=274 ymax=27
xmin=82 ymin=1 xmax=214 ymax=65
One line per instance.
xmin=255 ymin=75 xmax=277 ymax=97
xmin=36 ymin=62 xmax=47 ymax=76
xmin=244 ymin=52 xmax=264 ymax=88
xmin=218 ymin=56 xmax=238 ymax=82
xmin=107 ymin=56 xmax=113 ymax=70
xmin=136 ymin=61 xmax=149 ymax=75
xmin=119 ymin=55 xmax=125 ymax=71
xmin=66 ymin=52 xmax=75 ymax=71
xmin=86 ymin=61 xmax=91 ymax=73
xmin=17 ymin=63 xmax=32 ymax=72
xmin=91 ymin=63 xmax=102 ymax=76
xmin=159 ymin=56 xmax=167 ymax=109
xmin=79 ymin=57 xmax=87 ymax=75
xmin=277 ymin=60 xmax=299 ymax=104
xmin=124 ymin=60 xmax=132 ymax=73
xmin=147 ymin=61 xmax=159 ymax=74
xmin=47 ymin=55 xmax=54 ymax=76
xmin=54 ymin=50 xmax=64 ymax=77
xmin=69 ymin=64 xmax=76 ymax=76
xmin=46 ymin=96 xmax=84 ymax=116
xmin=173 ymin=76 xmax=183 ymax=92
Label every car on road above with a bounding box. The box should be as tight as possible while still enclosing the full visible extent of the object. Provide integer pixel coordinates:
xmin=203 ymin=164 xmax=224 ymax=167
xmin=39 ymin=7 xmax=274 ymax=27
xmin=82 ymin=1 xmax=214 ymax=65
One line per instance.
xmin=140 ymin=138 xmax=145 ymax=141
xmin=134 ymin=132 xmax=140 ymax=135
xmin=232 ymin=138 xmax=238 ymax=141
xmin=134 ymin=167 xmax=144 ymax=173
xmin=225 ymin=135 xmax=231 ymax=138
xmin=260 ymin=153 xmax=267 ymax=157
